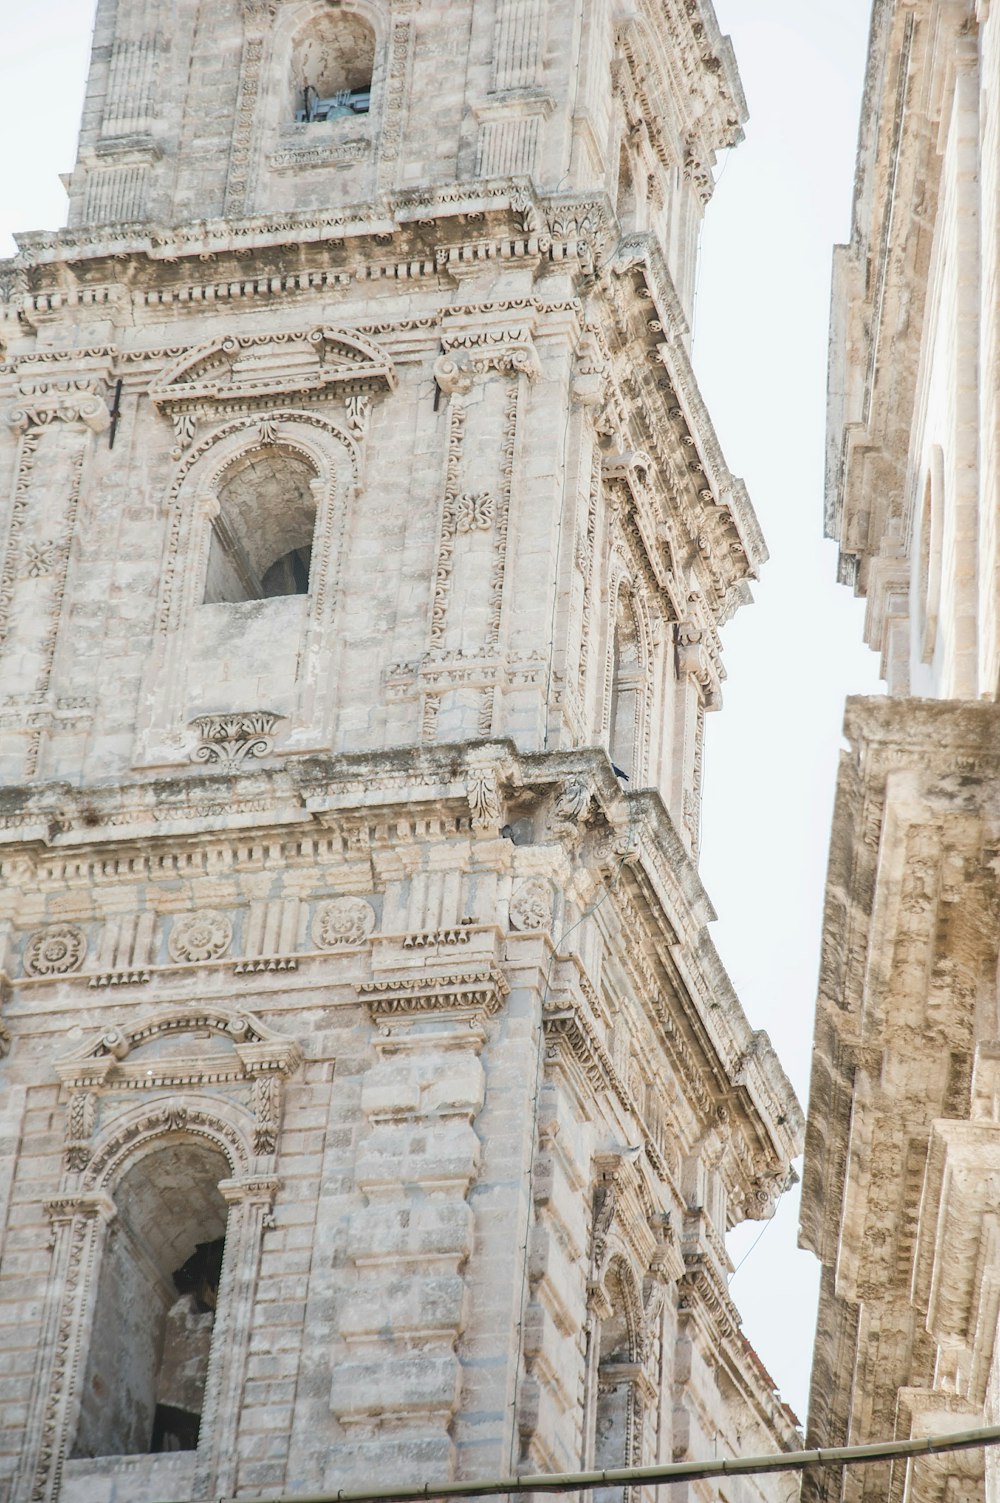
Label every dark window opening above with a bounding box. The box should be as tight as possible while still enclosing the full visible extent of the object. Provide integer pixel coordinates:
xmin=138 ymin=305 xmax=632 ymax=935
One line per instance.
xmin=203 ymin=446 xmax=318 ymax=605
xmin=290 ymin=14 xmax=375 ymax=125
xmin=150 ymin=1237 xmax=225 ymax=1453
xmin=296 ymin=85 xmax=370 ymax=122
xmin=73 ymin=1143 xmax=229 ymax=1460
xmin=261 ymin=545 xmax=312 ymax=597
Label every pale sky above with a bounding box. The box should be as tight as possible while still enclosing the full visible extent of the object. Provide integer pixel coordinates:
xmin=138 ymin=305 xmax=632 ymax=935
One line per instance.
xmin=0 ymin=0 xmax=882 ymax=1427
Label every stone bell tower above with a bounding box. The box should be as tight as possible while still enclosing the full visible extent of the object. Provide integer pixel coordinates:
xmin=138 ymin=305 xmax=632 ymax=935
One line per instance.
xmin=0 ymin=3 xmax=802 ymax=1501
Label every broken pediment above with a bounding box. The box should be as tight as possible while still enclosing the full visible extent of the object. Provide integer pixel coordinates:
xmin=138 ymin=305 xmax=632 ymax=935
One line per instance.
xmin=55 ymin=1004 xmax=302 ymax=1090
xmin=149 ymin=326 xmax=395 ymax=421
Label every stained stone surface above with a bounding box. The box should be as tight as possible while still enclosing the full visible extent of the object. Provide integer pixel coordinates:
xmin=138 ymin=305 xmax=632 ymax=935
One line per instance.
xmin=804 ymin=5 xmax=1000 ymax=1503
xmin=0 ymin=3 xmax=804 ymax=1501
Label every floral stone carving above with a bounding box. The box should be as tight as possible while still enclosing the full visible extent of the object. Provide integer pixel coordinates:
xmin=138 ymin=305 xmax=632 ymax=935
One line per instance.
xmin=311 ymin=897 xmax=376 ymax=950
xmin=168 ymin=910 xmax=234 ymax=964
xmin=509 ymin=879 xmax=553 ymax=932
xmin=23 ymin=924 xmax=87 ymax=978
xmin=455 ymin=492 xmax=496 ymax=532
xmin=190 ymin=711 xmax=283 ymax=771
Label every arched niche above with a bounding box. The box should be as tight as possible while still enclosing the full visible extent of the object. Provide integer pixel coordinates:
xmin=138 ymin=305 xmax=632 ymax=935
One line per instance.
xmin=205 ymin=444 xmax=319 ymax=603
xmin=134 ymin=409 xmax=362 ymax=768
xmin=27 ymin=1090 xmax=280 ymax=1503
xmin=589 ymin=1255 xmax=646 ymax=1502
xmin=290 ymin=9 xmax=375 ymax=123
xmin=252 ymin=1 xmax=388 ymax=213
xmin=606 ymin=577 xmax=651 ymax=785
xmin=73 ymin=1138 xmax=230 ymax=1459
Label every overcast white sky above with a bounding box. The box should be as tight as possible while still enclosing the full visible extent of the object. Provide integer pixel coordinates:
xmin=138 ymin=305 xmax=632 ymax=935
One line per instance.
xmin=0 ymin=0 xmax=882 ymax=1427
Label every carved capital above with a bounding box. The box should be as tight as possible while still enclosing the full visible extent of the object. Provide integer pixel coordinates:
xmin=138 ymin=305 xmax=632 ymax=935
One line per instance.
xmin=8 ymin=383 xmax=110 ymax=433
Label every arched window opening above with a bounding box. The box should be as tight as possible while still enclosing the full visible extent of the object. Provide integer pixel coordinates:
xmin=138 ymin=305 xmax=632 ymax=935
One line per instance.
xmin=291 ymin=13 xmax=375 ymax=122
xmin=73 ymin=1141 xmax=229 ymax=1459
xmin=609 ymin=592 xmax=642 ymax=782
xmin=204 ymin=446 xmax=318 ymax=604
xmin=592 ymin=1264 xmax=640 ymax=1503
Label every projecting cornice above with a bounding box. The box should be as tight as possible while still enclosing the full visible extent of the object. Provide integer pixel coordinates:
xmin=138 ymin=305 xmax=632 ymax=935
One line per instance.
xmin=0 ymin=740 xmax=802 ymax=1184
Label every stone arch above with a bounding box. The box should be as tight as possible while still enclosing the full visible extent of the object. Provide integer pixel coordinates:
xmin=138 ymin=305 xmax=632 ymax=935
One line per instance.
xmin=160 ymin=409 xmax=358 ymax=638
xmin=205 ymin=442 xmax=320 ymax=602
xmin=135 ymin=410 xmax=360 ymax=764
xmin=252 ymin=0 xmax=390 ymax=213
xmin=289 ymin=6 xmax=376 ymax=123
xmin=73 ymin=1134 xmax=233 ymax=1460
xmin=81 ymin=1094 xmax=254 ymax=1194
xmin=590 ymin=1253 xmax=646 ymax=1496
xmin=25 ymin=1089 xmax=278 ymax=1502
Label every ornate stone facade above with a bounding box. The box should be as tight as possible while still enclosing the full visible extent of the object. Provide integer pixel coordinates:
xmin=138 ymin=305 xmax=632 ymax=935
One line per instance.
xmin=0 ymin=3 xmax=802 ymax=1501
xmin=803 ymin=6 xmax=1000 ymax=1503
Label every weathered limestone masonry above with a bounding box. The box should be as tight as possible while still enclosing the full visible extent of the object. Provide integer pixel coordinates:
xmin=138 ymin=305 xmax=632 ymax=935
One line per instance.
xmin=802 ymin=5 xmax=1000 ymax=1503
xmin=0 ymin=3 xmax=802 ymax=1502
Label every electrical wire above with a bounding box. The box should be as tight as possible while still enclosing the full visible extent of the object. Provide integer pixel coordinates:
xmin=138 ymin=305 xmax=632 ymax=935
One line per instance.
xmin=171 ymin=1423 xmax=1000 ymax=1503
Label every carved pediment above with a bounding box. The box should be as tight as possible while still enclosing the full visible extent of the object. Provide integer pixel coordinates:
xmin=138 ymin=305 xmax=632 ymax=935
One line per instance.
xmin=55 ymin=1003 xmax=302 ymax=1089
xmin=149 ymin=326 xmax=395 ymax=419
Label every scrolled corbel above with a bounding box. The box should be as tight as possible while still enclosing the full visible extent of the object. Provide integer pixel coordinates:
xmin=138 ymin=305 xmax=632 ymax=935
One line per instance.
xmin=433 ymin=353 xmax=474 ymax=397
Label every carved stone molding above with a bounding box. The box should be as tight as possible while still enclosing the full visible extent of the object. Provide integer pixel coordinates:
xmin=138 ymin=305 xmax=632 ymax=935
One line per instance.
xmin=455 ymin=491 xmax=497 ymax=532
xmin=55 ymin=1006 xmax=302 ymax=1097
xmin=432 ymin=352 xmax=475 ymax=397
xmin=149 ymin=327 xmax=396 ymax=440
xmin=6 ymin=380 xmax=110 ymax=433
xmin=439 ymin=325 xmax=542 ymax=382
xmin=360 ymin=966 xmax=510 ymax=1026
xmin=189 ymin=711 xmax=284 ymax=770
xmin=467 ymin=759 xmax=504 ymax=833
xmin=553 ymin=776 xmax=594 ymax=826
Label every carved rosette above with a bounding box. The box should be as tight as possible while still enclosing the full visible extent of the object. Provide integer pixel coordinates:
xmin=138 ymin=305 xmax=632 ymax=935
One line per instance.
xmin=23 ymin=925 xmax=87 ymax=979
xmin=509 ymin=878 xmax=553 ymax=932
xmin=310 ymin=897 xmax=376 ymax=950
xmin=168 ymin=910 xmax=234 ymax=964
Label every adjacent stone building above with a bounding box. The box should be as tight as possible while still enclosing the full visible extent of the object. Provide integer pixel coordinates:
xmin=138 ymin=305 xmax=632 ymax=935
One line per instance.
xmin=0 ymin=3 xmax=802 ymax=1502
xmin=802 ymin=4 xmax=1000 ymax=1503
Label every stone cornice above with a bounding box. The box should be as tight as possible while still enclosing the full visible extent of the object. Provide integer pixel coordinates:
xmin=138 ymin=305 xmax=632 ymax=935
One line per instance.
xmin=825 ymin=0 xmax=973 ymax=613
xmin=0 ymin=741 xmax=801 ymax=1189
xmin=617 ymin=0 xmax=747 ymax=193
xmin=608 ymin=235 xmax=766 ymax=596
xmin=3 ymin=180 xmax=596 ymax=284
